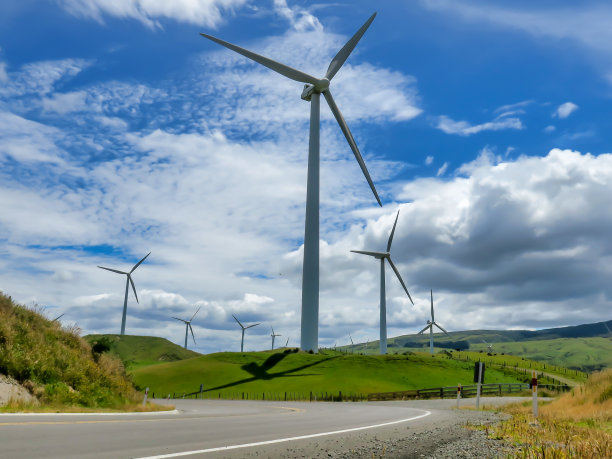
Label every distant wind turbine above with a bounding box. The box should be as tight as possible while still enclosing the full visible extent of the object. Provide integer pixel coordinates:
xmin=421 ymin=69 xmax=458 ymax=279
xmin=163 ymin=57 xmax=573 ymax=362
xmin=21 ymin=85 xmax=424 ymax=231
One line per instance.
xmin=482 ymin=339 xmax=493 ymax=354
xmin=172 ymin=306 xmax=200 ymax=350
xmin=233 ymin=314 xmax=260 ymax=352
xmin=98 ymin=252 xmax=150 ymax=335
xmin=270 ymin=327 xmax=281 ymax=350
xmin=52 ymin=313 xmax=64 ymax=322
xmin=201 ymin=13 xmax=381 ymax=352
xmin=349 ymin=333 xmax=354 ymax=354
xmin=351 ymin=211 xmax=413 ymax=354
xmin=285 ymin=337 xmax=290 ymax=348
xmin=418 ymin=290 xmax=449 ymax=354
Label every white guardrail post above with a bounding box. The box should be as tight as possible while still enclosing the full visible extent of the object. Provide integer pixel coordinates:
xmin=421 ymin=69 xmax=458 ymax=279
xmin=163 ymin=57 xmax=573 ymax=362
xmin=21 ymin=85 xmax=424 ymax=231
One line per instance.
xmin=532 ymin=371 xmax=538 ymax=418
xmin=143 ymin=387 xmax=149 ymax=407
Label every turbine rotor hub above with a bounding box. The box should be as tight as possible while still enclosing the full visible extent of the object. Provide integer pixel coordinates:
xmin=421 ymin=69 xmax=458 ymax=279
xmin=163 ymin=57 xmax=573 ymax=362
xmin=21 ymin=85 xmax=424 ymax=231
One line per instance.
xmin=300 ymin=78 xmax=330 ymax=101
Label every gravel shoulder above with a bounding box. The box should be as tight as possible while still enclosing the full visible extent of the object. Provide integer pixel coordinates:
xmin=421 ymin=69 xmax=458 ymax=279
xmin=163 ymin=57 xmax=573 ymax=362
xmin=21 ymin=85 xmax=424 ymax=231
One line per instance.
xmin=207 ymin=397 xmax=528 ymax=459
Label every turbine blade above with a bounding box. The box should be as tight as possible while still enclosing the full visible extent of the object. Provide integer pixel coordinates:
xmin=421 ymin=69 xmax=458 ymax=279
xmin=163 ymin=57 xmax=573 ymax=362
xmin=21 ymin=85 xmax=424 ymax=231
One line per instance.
xmin=431 ymin=289 xmax=435 ymax=322
xmin=98 ymin=266 xmax=127 ymax=275
xmin=128 ymin=275 xmax=139 ymax=303
xmin=172 ymin=317 xmax=187 ymax=323
xmin=130 ymin=252 xmax=151 ymax=273
xmin=434 ymin=322 xmax=449 ymax=335
xmin=189 ymin=324 xmax=196 ymax=345
xmin=200 ymin=33 xmax=319 ymax=85
xmin=190 ymin=306 xmax=201 ymax=322
xmin=350 ymin=250 xmax=385 ymax=257
xmin=246 ymin=322 xmax=260 ymax=329
xmin=386 ymin=210 xmax=400 ymax=252
xmin=325 ymin=13 xmax=376 ymax=81
xmin=417 ymin=324 xmax=430 ymax=335
xmin=52 ymin=313 xmax=64 ymax=322
xmin=271 ymin=327 xmax=275 ymax=336
xmin=387 ymin=258 xmax=413 ymax=304
xmin=232 ymin=314 xmax=244 ymax=329
xmin=323 ymin=90 xmax=381 ymax=206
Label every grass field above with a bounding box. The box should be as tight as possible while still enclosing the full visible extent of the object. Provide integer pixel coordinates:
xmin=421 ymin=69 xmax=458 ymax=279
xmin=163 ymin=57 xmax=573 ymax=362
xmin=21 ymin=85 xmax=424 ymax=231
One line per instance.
xmin=84 ymin=334 xmax=200 ymax=370
xmin=346 ymin=333 xmax=612 ymax=372
xmin=131 ymin=349 xmax=561 ymax=399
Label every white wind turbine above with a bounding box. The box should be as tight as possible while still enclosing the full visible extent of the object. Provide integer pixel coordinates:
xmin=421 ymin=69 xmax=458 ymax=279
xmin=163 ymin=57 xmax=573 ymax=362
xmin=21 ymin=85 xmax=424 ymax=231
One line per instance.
xmin=349 ymin=333 xmax=355 ymax=354
xmin=418 ymin=290 xmax=449 ymax=354
xmin=98 ymin=252 xmax=150 ymax=335
xmin=172 ymin=306 xmax=200 ymax=350
xmin=201 ymin=13 xmax=381 ymax=352
xmin=233 ymin=314 xmax=260 ymax=352
xmin=351 ymin=211 xmax=413 ymax=354
xmin=270 ymin=327 xmax=281 ymax=350
xmin=482 ymin=339 xmax=493 ymax=353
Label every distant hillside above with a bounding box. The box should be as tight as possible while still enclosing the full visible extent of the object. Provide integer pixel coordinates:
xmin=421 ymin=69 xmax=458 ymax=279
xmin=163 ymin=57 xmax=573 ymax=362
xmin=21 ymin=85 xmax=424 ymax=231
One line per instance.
xmin=84 ymin=334 xmax=200 ymax=370
xmin=350 ymin=319 xmax=612 ymax=372
xmin=0 ymin=293 xmax=140 ymax=409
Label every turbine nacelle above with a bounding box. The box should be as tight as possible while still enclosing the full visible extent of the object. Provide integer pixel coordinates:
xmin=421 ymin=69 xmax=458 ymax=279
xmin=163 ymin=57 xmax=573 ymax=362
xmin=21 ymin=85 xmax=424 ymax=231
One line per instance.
xmin=300 ymin=78 xmax=330 ymax=101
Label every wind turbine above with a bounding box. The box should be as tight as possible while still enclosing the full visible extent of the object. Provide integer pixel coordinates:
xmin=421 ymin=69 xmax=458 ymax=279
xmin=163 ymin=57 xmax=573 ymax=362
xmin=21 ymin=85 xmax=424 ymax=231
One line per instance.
xmin=233 ymin=314 xmax=260 ymax=352
xmin=98 ymin=252 xmax=150 ymax=335
xmin=270 ymin=327 xmax=281 ymax=350
xmin=418 ymin=290 xmax=449 ymax=354
xmin=349 ymin=333 xmax=354 ymax=354
xmin=172 ymin=306 xmax=200 ymax=350
xmin=201 ymin=13 xmax=381 ymax=352
xmin=351 ymin=211 xmax=413 ymax=354
xmin=482 ymin=339 xmax=493 ymax=354
xmin=285 ymin=337 xmax=290 ymax=348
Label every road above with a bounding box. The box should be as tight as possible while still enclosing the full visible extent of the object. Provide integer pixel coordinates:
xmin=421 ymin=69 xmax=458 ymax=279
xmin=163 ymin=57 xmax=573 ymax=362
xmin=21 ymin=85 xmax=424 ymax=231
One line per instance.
xmin=0 ymin=397 xmax=527 ymax=458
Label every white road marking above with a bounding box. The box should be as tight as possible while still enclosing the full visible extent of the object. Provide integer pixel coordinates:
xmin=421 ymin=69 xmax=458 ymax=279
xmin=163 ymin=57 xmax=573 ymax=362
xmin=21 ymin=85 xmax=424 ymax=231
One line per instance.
xmin=135 ymin=409 xmax=432 ymax=458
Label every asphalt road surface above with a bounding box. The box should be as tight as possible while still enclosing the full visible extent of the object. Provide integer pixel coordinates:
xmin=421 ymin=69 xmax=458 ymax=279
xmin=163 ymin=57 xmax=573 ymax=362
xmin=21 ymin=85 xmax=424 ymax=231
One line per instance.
xmin=0 ymin=397 xmax=528 ymax=458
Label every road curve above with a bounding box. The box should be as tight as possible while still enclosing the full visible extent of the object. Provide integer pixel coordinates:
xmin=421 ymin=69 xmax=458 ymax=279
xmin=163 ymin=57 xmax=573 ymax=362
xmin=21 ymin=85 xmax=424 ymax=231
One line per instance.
xmin=0 ymin=397 xmax=523 ymax=458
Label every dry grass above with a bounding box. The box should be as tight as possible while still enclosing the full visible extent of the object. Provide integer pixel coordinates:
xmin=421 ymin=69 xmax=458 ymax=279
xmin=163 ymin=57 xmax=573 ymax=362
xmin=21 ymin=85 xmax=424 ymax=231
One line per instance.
xmin=491 ymin=369 xmax=612 ymax=458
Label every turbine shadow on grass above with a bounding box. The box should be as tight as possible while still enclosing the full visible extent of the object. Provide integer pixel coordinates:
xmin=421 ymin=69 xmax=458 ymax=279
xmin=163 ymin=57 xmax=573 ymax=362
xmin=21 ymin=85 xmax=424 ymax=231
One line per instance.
xmin=204 ymin=353 xmax=337 ymax=392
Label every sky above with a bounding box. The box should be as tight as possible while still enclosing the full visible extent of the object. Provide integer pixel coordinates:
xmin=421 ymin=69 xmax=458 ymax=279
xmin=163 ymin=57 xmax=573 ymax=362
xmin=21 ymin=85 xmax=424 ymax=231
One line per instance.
xmin=1 ymin=0 xmax=611 ymax=353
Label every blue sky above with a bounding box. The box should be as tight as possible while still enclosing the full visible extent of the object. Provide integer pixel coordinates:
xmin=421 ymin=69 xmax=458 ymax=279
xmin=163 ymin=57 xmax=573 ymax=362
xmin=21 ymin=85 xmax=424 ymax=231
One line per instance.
xmin=1 ymin=0 xmax=611 ymax=353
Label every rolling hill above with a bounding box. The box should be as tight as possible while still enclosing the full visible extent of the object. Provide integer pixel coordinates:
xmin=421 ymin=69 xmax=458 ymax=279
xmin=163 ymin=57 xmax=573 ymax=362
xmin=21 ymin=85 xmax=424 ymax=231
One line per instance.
xmin=84 ymin=334 xmax=200 ymax=370
xmin=346 ymin=319 xmax=612 ymax=372
xmin=130 ymin=349 xmax=577 ymax=399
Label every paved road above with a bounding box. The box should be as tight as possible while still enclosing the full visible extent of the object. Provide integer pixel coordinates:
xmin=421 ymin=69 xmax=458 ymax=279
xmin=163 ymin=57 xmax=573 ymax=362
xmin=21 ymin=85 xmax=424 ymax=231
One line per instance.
xmin=0 ymin=397 xmax=526 ymax=458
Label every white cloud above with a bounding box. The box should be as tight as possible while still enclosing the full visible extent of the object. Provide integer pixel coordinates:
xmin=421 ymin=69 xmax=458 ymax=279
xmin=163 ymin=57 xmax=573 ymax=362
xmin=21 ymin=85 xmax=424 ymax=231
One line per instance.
xmin=436 ymin=161 xmax=448 ymax=176
xmin=58 ymin=0 xmax=249 ymax=29
xmin=0 ymin=62 xmax=8 ymax=82
xmin=42 ymin=91 xmax=89 ymax=115
xmin=425 ymin=155 xmax=433 ymax=165
xmin=436 ymin=114 xmax=523 ymax=136
xmin=421 ymin=0 xmax=612 ymax=54
xmin=544 ymin=125 xmax=556 ymax=133
xmin=554 ymin=102 xmax=579 ymax=119
xmin=273 ymin=0 xmax=322 ymax=32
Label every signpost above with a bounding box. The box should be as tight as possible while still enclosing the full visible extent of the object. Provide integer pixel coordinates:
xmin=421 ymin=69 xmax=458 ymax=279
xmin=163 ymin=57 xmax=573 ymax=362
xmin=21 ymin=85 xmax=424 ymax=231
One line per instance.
xmin=532 ymin=371 xmax=538 ymax=418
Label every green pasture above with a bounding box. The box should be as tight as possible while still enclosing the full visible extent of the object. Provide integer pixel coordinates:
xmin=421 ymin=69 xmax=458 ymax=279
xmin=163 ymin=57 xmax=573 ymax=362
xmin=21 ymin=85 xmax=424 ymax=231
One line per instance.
xmin=132 ymin=349 xmax=540 ymax=399
xmin=84 ymin=334 xmax=199 ymax=370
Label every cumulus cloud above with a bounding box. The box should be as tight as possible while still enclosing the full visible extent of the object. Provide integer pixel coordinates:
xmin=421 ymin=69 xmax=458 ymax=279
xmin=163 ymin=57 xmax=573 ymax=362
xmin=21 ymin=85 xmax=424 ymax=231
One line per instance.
xmin=436 ymin=113 xmax=523 ymax=136
xmin=58 ymin=0 xmax=248 ymax=29
xmin=554 ymin=102 xmax=579 ymax=119
xmin=425 ymin=155 xmax=433 ymax=165
xmin=273 ymin=0 xmax=322 ymax=32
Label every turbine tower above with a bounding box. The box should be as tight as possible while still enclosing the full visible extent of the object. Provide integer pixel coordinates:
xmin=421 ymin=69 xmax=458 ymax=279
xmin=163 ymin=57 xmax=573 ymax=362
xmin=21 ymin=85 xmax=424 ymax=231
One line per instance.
xmin=349 ymin=333 xmax=354 ymax=354
xmin=418 ymin=290 xmax=449 ymax=354
xmin=233 ymin=314 xmax=260 ymax=352
xmin=270 ymin=327 xmax=281 ymax=350
xmin=351 ymin=211 xmax=413 ymax=354
xmin=172 ymin=306 xmax=200 ymax=349
xmin=201 ymin=13 xmax=381 ymax=352
xmin=482 ymin=339 xmax=493 ymax=353
xmin=98 ymin=252 xmax=150 ymax=335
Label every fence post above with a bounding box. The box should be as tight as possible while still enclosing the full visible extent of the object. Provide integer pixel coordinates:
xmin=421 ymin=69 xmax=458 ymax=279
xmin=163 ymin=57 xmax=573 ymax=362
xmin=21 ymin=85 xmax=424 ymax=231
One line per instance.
xmin=143 ymin=387 xmax=149 ymax=407
xmin=457 ymin=384 xmax=461 ymax=408
xmin=310 ymin=391 xmax=313 ymax=402
xmin=339 ymin=391 xmax=342 ymax=402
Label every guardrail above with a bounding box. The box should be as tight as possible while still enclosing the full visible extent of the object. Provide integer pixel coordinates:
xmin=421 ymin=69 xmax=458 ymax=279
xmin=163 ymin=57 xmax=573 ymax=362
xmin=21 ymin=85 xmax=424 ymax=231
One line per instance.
xmin=367 ymin=383 xmax=571 ymax=401
xmin=161 ymin=383 xmax=571 ymax=402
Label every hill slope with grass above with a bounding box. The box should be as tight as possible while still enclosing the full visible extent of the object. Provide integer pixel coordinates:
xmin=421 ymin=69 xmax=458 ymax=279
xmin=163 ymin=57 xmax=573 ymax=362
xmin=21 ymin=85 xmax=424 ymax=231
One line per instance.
xmin=347 ymin=320 xmax=612 ymax=371
xmin=84 ymin=334 xmax=199 ymax=370
xmin=131 ymin=349 xmax=574 ymax=399
xmin=0 ymin=293 xmax=141 ymax=410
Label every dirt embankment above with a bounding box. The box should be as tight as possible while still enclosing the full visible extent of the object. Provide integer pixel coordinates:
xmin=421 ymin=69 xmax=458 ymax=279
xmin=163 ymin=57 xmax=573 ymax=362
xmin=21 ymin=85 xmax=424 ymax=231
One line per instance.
xmin=0 ymin=374 xmax=36 ymax=406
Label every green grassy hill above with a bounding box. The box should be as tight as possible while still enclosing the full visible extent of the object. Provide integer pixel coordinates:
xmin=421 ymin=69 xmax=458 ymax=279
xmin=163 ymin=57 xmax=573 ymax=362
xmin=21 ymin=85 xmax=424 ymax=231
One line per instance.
xmin=0 ymin=293 xmax=141 ymax=409
xmin=84 ymin=334 xmax=200 ymax=370
xmin=345 ymin=320 xmax=612 ymax=372
xmin=131 ymin=349 xmax=575 ymax=399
